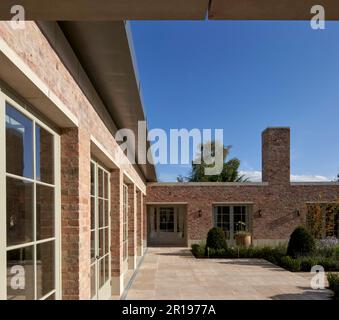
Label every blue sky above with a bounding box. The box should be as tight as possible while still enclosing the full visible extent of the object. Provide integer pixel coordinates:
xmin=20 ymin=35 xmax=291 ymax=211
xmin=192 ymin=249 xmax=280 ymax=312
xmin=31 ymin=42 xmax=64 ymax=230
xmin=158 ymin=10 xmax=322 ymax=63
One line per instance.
xmin=130 ymin=21 xmax=339 ymax=182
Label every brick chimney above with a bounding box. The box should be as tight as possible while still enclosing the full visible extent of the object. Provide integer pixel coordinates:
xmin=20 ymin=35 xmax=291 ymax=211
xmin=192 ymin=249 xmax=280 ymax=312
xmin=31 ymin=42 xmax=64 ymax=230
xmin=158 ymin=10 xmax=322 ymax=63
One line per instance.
xmin=262 ymin=127 xmax=290 ymax=185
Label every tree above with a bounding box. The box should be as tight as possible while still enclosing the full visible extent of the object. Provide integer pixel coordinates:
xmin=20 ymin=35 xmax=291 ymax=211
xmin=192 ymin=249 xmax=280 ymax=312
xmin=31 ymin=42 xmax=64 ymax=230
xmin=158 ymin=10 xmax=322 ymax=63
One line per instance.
xmin=177 ymin=141 xmax=248 ymax=182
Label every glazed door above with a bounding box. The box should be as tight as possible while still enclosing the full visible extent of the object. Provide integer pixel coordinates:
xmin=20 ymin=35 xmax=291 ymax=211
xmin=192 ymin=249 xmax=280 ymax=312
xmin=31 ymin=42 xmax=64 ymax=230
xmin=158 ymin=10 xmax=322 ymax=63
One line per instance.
xmin=90 ymin=161 xmax=111 ymax=300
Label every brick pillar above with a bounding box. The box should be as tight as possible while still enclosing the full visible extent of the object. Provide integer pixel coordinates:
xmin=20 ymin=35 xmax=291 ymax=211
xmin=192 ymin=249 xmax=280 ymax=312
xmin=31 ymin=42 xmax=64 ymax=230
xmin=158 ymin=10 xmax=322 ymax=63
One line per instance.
xmin=61 ymin=127 xmax=91 ymax=300
xmin=128 ymin=184 xmax=137 ymax=269
xmin=136 ymin=190 xmax=143 ymax=256
xmin=262 ymin=127 xmax=290 ymax=185
xmin=143 ymin=194 xmax=147 ymax=251
xmin=110 ymin=169 xmax=124 ymax=295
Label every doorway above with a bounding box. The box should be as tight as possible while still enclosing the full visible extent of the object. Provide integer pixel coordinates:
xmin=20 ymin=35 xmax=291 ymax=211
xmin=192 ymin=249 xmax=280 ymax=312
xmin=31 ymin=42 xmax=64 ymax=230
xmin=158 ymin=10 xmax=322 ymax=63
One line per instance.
xmin=147 ymin=205 xmax=187 ymax=246
xmin=90 ymin=161 xmax=111 ymax=300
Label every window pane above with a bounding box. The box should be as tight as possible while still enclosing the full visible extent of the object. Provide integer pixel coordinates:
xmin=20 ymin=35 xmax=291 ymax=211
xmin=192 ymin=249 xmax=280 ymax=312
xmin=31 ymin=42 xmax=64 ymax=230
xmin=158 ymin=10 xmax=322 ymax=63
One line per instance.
xmin=6 ymin=104 xmax=33 ymax=178
xmin=36 ymin=184 xmax=54 ymax=240
xmin=99 ymin=199 xmax=104 ymax=228
xmin=90 ymin=163 xmax=95 ymax=196
xmin=104 ymin=172 xmax=108 ymax=199
xmin=36 ymin=125 xmax=54 ymax=184
xmin=104 ymin=228 xmax=109 ymax=255
xmin=91 ymin=264 xmax=96 ymax=298
xmin=98 ymin=168 xmax=103 ymax=198
xmin=91 ymin=231 xmax=95 ymax=263
xmin=45 ymin=293 xmax=55 ymax=300
xmin=99 ymin=258 xmax=105 ymax=288
xmin=7 ymin=246 xmax=34 ymax=300
xmin=105 ymin=255 xmax=109 ymax=282
xmin=36 ymin=241 xmax=55 ymax=299
xmin=99 ymin=229 xmax=104 ymax=258
xmin=104 ymin=200 xmax=109 ymax=227
xmin=7 ymin=177 xmax=34 ymax=246
xmin=91 ymin=197 xmax=95 ymax=230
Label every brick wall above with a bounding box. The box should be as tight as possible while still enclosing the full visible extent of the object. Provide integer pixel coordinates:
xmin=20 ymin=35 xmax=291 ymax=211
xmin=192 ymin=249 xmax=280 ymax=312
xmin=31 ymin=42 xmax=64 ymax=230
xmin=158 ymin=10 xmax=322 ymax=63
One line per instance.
xmin=60 ymin=127 xmax=91 ymax=300
xmin=0 ymin=21 xmax=147 ymax=299
xmin=147 ymin=128 xmax=339 ymax=244
xmin=127 ymin=183 xmax=137 ymax=269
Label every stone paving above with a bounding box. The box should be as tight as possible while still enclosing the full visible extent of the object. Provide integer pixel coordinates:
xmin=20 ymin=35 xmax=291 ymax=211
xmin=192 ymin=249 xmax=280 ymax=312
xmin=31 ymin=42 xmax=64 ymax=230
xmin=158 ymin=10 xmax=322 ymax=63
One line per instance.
xmin=125 ymin=247 xmax=332 ymax=300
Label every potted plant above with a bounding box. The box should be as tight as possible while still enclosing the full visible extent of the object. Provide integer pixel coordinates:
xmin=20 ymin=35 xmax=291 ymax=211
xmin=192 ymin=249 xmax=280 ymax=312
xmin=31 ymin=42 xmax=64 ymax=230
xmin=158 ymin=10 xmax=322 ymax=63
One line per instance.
xmin=235 ymin=221 xmax=252 ymax=247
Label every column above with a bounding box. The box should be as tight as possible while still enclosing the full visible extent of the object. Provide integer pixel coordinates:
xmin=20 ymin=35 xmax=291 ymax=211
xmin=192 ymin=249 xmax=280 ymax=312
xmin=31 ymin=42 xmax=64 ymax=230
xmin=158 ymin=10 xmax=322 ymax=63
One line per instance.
xmin=60 ymin=127 xmax=91 ymax=300
xmin=110 ymin=168 xmax=124 ymax=295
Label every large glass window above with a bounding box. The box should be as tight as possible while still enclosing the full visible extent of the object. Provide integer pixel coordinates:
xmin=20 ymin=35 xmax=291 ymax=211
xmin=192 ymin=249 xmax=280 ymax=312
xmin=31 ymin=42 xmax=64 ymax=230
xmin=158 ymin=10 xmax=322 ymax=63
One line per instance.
xmin=90 ymin=161 xmax=110 ymax=299
xmin=4 ymin=101 xmax=59 ymax=300
xmin=307 ymin=203 xmax=339 ymax=239
xmin=214 ymin=205 xmax=250 ymax=240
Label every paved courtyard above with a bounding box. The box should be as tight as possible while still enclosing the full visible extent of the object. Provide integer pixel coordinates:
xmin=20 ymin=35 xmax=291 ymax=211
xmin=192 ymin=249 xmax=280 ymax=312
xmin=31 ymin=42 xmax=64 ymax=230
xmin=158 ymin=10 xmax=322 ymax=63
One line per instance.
xmin=124 ymin=247 xmax=332 ymax=300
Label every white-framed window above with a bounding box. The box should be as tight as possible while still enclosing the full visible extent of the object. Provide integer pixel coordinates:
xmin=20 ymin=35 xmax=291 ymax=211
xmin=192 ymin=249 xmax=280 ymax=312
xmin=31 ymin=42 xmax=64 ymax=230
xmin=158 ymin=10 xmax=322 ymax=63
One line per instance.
xmin=213 ymin=205 xmax=250 ymax=240
xmin=123 ymin=184 xmax=128 ymax=262
xmin=0 ymin=91 xmax=61 ymax=300
xmin=159 ymin=207 xmax=175 ymax=232
xmin=90 ymin=160 xmax=111 ymax=300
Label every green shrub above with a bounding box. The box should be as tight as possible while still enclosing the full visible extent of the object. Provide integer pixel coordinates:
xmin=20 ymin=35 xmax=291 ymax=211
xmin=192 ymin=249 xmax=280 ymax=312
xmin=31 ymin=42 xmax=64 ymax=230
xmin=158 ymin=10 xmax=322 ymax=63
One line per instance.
xmin=333 ymin=245 xmax=339 ymax=260
xmin=205 ymin=227 xmax=227 ymax=255
xmin=191 ymin=244 xmax=205 ymax=258
xmin=224 ymin=247 xmax=237 ymax=258
xmin=300 ymin=257 xmax=318 ymax=271
xmin=317 ymin=258 xmax=338 ymax=271
xmin=280 ymin=256 xmax=301 ymax=272
xmin=327 ymin=273 xmax=339 ymax=299
xmin=287 ymin=226 xmax=315 ymax=258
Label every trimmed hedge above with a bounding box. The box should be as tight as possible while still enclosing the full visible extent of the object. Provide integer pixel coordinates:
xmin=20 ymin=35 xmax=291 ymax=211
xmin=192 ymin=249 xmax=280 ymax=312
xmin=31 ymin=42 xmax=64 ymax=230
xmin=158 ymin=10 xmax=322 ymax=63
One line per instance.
xmin=327 ymin=273 xmax=339 ymax=300
xmin=280 ymin=256 xmax=301 ymax=272
xmin=205 ymin=227 xmax=227 ymax=255
xmin=287 ymin=226 xmax=315 ymax=258
xmin=191 ymin=244 xmax=205 ymax=258
xmin=191 ymin=243 xmax=339 ymax=272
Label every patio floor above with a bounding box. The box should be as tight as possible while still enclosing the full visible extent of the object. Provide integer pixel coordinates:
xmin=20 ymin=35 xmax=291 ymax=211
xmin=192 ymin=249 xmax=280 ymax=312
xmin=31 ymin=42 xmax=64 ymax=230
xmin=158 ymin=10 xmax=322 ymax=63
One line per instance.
xmin=124 ymin=247 xmax=332 ymax=300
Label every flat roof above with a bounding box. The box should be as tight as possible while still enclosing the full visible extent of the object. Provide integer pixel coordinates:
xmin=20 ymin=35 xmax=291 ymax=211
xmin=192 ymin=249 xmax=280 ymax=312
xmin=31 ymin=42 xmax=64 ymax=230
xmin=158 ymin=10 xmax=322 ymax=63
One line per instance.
xmin=1 ymin=0 xmax=339 ymax=20
xmin=0 ymin=0 xmax=209 ymax=20
xmin=209 ymin=0 xmax=339 ymax=20
xmin=38 ymin=21 xmax=157 ymax=182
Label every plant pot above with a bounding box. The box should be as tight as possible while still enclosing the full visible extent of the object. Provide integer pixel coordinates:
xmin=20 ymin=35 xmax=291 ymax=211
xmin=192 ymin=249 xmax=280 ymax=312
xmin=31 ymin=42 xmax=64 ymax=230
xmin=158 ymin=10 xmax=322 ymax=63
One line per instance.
xmin=235 ymin=233 xmax=252 ymax=247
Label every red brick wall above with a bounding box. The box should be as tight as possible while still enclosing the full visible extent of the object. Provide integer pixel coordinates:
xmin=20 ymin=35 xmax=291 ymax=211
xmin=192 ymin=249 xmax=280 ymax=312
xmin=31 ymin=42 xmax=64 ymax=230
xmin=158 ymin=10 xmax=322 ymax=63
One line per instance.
xmin=147 ymin=128 xmax=338 ymax=244
xmin=0 ymin=21 xmax=147 ymax=299
xmin=60 ymin=127 xmax=91 ymax=300
xmin=147 ymin=183 xmax=339 ymax=243
xmin=127 ymin=184 xmax=137 ymax=267
xmin=110 ymin=169 xmax=124 ymax=287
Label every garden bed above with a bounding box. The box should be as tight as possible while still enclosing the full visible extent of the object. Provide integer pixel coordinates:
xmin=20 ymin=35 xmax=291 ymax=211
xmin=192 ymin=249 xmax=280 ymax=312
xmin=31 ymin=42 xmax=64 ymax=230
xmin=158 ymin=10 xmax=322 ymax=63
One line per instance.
xmin=191 ymin=243 xmax=339 ymax=273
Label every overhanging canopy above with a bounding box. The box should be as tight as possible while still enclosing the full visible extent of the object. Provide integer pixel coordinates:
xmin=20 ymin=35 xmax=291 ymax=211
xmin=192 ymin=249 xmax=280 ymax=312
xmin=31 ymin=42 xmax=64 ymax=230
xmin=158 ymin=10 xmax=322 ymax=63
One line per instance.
xmin=0 ymin=0 xmax=209 ymax=20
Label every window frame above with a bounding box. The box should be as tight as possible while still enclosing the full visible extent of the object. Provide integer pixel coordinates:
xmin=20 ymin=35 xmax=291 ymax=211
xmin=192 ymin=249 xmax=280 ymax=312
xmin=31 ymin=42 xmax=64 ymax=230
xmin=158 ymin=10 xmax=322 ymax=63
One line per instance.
xmin=213 ymin=204 xmax=251 ymax=241
xmin=0 ymin=90 xmax=61 ymax=300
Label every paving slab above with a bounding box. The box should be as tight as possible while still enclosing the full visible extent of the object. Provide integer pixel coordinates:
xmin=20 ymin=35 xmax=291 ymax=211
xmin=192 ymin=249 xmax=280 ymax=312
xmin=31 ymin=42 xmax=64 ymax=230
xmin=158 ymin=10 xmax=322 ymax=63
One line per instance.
xmin=125 ymin=247 xmax=332 ymax=300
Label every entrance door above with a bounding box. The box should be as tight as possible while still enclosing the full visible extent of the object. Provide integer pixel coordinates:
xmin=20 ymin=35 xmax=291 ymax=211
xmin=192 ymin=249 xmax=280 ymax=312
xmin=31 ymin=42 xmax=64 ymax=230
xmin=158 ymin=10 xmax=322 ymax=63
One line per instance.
xmin=90 ymin=161 xmax=111 ymax=300
xmin=148 ymin=205 xmax=186 ymax=246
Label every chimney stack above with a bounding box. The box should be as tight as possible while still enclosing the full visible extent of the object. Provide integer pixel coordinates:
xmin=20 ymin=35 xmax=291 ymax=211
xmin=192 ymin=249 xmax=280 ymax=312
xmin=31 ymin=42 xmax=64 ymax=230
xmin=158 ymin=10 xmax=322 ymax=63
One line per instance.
xmin=262 ymin=127 xmax=290 ymax=185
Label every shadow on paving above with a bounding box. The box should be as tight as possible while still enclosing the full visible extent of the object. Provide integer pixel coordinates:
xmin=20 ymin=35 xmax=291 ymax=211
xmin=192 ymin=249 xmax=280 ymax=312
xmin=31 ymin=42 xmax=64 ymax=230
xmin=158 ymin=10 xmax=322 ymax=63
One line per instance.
xmin=270 ymin=287 xmax=332 ymax=300
xmin=217 ymin=259 xmax=285 ymax=270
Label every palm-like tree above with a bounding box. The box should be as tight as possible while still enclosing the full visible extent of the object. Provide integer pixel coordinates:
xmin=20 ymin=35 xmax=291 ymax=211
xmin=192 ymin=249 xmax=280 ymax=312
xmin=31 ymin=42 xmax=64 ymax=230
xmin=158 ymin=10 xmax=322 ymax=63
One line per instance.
xmin=177 ymin=141 xmax=248 ymax=182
